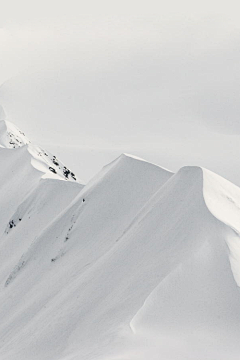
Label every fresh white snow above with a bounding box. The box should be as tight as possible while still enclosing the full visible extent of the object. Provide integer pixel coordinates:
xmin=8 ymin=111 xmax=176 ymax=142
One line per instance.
xmin=0 ymin=121 xmax=240 ymax=360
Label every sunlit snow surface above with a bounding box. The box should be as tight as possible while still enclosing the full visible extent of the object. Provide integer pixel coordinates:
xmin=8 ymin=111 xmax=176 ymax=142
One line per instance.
xmin=0 ymin=121 xmax=240 ymax=360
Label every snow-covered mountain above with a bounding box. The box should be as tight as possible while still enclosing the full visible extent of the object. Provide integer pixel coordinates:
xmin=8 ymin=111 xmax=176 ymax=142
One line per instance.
xmin=0 ymin=119 xmax=83 ymax=313
xmin=0 ymin=120 xmax=240 ymax=360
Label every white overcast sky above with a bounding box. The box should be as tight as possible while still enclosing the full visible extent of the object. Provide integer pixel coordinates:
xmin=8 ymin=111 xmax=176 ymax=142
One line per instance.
xmin=1 ymin=0 xmax=240 ymax=183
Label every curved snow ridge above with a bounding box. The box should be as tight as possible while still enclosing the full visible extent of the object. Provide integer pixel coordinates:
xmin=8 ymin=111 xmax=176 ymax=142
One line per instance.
xmin=3 ymin=153 xmax=173 ymax=290
xmin=202 ymin=168 xmax=240 ymax=234
xmin=176 ymin=166 xmax=240 ymax=286
xmin=174 ymin=165 xmax=240 ymax=235
xmin=201 ymin=168 xmax=240 ymax=286
xmin=128 ymin=166 xmax=240 ymax=339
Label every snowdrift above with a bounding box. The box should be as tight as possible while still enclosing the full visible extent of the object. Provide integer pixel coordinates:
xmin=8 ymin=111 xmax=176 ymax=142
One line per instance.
xmin=0 ymin=120 xmax=240 ymax=360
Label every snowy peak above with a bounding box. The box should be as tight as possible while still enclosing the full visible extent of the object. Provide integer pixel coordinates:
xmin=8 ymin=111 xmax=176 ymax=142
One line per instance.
xmin=120 ymin=153 xmax=171 ymax=171
xmin=0 ymin=120 xmax=30 ymax=149
xmin=2 ymin=158 xmax=240 ymax=360
xmin=1 ymin=119 xmax=240 ymax=360
xmin=92 ymin=152 xmax=173 ymax=186
xmin=0 ymin=118 xmax=82 ymax=183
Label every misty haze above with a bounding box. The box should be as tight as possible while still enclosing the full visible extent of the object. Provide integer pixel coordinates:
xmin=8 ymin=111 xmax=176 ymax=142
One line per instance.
xmin=1 ymin=1 xmax=240 ymax=359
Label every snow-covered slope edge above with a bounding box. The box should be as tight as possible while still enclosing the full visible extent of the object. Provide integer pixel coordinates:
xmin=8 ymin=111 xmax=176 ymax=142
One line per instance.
xmin=0 ymin=179 xmax=82 ymax=286
xmin=123 ymin=166 xmax=240 ymax=360
xmin=0 ymin=118 xmax=84 ymax=289
xmin=1 ymin=156 xmax=240 ymax=360
xmin=0 ymin=119 xmax=82 ymax=183
xmin=4 ymin=153 xmax=173 ymax=288
xmin=0 ymin=154 xmax=173 ymax=360
xmin=202 ymin=168 xmax=240 ymax=286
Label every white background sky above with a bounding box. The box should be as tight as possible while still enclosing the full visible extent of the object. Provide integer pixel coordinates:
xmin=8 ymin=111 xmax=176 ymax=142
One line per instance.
xmin=1 ymin=0 xmax=240 ymax=183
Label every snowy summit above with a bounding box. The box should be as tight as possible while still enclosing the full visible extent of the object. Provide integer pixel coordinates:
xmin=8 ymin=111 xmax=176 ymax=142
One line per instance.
xmin=0 ymin=120 xmax=240 ymax=360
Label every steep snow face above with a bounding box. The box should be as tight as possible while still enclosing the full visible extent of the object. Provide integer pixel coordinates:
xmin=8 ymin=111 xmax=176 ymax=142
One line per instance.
xmin=45 ymin=153 xmax=173 ymax=265
xmin=1 ymin=153 xmax=173 ymax=290
xmin=203 ymin=168 xmax=240 ymax=234
xmin=0 ymin=119 xmax=83 ymax=292
xmin=0 ymin=127 xmax=240 ymax=360
xmin=25 ymin=152 xmax=173 ymax=270
xmin=0 ymin=146 xmax=42 ymax=232
xmin=0 ymin=153 xmax=173 ymax=360
xmin=202 ymin=169 xmax=240 ymax=286
xmin=1 ymin=159 xmax=240 ymax=360
xmin=116 ymin=167 xmax=240 ymax=360
xmin=0 ymin=179 xmax=82 ymax=287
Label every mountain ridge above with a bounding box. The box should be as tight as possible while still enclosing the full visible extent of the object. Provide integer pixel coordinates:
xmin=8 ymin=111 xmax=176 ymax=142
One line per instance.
xmin=0 ymin=119 xmax=82 ymax=183
xmin=0 ymin=120 xmax=240 ymax=360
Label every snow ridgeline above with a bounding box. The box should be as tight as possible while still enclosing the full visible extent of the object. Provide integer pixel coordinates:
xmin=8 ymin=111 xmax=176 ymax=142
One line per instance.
xmin=0 ymin=119 xmax=83 ymax=311
xmin=0 ymin=120 xmax=81 ymax=182
xmin=0 ymin=122 xmax=240 ymax=359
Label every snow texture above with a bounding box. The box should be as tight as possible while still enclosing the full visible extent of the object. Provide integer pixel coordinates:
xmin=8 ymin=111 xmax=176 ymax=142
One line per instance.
xmin=0 ymin=121 xmax=240 ymax=360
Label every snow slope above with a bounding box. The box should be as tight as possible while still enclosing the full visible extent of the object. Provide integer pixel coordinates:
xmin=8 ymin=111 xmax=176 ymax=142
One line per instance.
xmin=0 ymin=119 xmax=83 ymax=229
xmin=0 ymin=122 xmax=240 ymax=359
xmin=123 ymin=167 xmax=240 ymax=360
xmin=0 ymin=119 xmax=83 ymax=315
